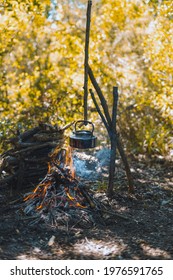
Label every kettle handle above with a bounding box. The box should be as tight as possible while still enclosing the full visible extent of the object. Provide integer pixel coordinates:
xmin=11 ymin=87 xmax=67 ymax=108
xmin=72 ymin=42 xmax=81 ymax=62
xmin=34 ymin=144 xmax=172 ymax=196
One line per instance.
xmin=74 ymin=120 xmax=94 ymax=134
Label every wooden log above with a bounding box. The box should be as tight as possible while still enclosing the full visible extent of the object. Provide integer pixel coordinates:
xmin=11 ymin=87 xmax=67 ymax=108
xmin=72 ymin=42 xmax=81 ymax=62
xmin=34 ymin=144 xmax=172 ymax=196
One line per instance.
xmin=107 ymin=87 xmax=118 ymax=197
xmin=88 ymin=65 xmax=112 ymax=126
xmin=16 ymin=159 xmax=25 ymax=190
xmin=0 ymin=174 xmax=17 ymax=185
xmin=24 ymin=157 xmax=49 ymax=163
xmin=33 ymin=133 xmax=64 ymax=142
xmin=84 ymin=0 xmax=92 ymax=122
xmin=8 ymin=126 xmax=41 ymax=144
xmin=13 ymin=142 xmax=62 ymax=155
xmin=89 ymin=89 xmax=110 ymax=133
xmin=116 ymin=135 xmax=134 ymax=193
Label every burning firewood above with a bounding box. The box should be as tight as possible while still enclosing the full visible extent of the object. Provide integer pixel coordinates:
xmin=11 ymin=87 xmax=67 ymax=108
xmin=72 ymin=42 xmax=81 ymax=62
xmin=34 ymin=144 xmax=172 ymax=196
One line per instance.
xmin=1 ymin=122 xmax=130 ymax=228
xmin=21 ymin=148 xmax=104 ymax=228
xmin=21 ymin=152 xmax=129 ymax=228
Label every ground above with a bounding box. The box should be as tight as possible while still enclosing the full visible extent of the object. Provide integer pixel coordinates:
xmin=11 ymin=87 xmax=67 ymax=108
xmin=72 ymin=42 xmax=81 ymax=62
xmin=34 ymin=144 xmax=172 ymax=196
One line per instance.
xmin=0 ymin=157 xmax=173 ymax=260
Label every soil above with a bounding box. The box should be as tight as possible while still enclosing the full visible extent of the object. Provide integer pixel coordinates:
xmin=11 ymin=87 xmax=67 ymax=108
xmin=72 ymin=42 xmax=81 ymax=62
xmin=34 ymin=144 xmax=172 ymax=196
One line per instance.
xmin=0 ymin=157 xmax=173 ymax=260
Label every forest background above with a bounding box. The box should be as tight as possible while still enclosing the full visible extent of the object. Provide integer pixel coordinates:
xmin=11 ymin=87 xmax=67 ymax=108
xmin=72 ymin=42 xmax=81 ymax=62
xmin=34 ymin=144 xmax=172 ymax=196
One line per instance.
xmin=0 ymin=0 xmax=172 ymax=157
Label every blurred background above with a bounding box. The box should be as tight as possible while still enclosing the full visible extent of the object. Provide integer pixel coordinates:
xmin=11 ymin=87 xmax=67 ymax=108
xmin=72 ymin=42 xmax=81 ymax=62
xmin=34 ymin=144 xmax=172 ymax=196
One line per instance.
xmin=0 ymin=0 xmax=172 ymax=156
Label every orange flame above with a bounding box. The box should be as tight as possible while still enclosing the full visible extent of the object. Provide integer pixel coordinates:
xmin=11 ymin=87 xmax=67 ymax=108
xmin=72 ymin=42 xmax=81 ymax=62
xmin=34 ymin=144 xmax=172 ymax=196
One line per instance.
xmin=47 ymin=162 xmax=51 ymax=174
xmin=65 ymin=147 xmax=76 ymax=178
xmin=66 ymin=192 xmax=75 ymax=201
xmin=75 ymin=202 xmax=87 ymax=209
xmin=23 ymin=147 xmax=88 ymax=212
xmin=36 ymin=204 xmax=43 ymax=210
xmin=23 ymin=193 xmax=35 ymax=201
xmin=66 ymin=188 xmax=87 ymax=209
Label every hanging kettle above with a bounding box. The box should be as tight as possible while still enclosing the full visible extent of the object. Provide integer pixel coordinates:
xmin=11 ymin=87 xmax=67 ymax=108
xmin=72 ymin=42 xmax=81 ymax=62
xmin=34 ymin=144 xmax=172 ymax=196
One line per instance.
xmin=69 ymin=120 xmax=97 ymax=149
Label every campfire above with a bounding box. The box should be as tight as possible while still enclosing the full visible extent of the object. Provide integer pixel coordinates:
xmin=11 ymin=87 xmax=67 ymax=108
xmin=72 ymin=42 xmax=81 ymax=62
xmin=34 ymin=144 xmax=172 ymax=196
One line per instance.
xmin=0 ymin=123 xmax=129 ymax=228
xmin=0 ymin=123 xmax=103 ymax=227
xmin=22 ymin=147 xmax=104 ymax=227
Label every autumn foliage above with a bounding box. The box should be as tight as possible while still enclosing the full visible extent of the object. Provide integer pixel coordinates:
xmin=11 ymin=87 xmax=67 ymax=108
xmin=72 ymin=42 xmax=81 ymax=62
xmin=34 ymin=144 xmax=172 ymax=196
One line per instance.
xmin=0 ymin=0 xmax=172 ymax=156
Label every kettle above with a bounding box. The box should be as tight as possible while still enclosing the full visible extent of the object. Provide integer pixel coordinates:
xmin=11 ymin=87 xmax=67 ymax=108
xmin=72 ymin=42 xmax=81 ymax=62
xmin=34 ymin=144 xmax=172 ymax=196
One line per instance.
xmin=69 ymin=120 xmax=97 ymax=149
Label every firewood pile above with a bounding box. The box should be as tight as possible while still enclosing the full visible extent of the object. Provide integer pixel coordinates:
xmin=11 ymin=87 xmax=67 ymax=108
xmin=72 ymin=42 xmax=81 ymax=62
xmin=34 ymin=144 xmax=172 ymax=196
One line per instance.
xmin=0 ymin=123 xmax=71 ymax=190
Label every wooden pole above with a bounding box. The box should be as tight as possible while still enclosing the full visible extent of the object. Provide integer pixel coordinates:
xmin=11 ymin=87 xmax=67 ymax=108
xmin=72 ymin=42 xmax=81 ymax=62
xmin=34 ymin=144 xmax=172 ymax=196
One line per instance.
xmin=88 ymin=65 xmax=112 ymax=126
xmin=89 ymin=89 xmax=110 ymax=133
xmin=116 ymin=135 xmax=134 ymax=193
xmin=107 ymin=87 xmax=118 ymax=197
xmin=84 ymin=0 xmax=92 ymax=122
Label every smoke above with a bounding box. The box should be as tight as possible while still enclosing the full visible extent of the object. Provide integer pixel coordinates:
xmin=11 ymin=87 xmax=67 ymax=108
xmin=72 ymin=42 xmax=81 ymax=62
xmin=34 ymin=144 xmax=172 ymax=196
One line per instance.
xmin=72 ymin=148 xmax=110 ymax=180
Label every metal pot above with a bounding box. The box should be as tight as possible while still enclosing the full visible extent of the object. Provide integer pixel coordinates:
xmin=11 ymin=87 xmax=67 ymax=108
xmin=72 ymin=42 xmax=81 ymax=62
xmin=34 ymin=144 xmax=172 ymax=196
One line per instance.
xmin=69 ymin=120 xmax=97 ymax=149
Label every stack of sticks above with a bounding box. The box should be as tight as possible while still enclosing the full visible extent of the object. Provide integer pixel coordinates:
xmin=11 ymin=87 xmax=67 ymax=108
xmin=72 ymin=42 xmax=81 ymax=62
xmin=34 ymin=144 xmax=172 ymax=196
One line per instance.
xmin=0 ymin=123 xmax=71 ymax=191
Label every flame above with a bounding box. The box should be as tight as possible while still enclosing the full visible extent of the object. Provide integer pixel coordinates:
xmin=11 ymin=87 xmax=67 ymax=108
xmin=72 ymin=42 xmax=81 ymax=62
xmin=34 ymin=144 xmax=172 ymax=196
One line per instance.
xmin=49 ymin=146 xmax=61 ymax=160
xmin=42 ymin=183 xmax=50 ymax=196
xmin=66 ymin=192 xmax=75 ymax=201
xmin=23 ymin=193 xmax=35 ymax=201
xmin=75 ymin=202 xmax=87 ymax=209
xmin=36 ymin=204 xmax=43 ymax=210
xmin=23 ymin=147 xmax=89 ymax=213
xmin=66 ymin=188 xmax=87 ymax=209
xmin=47 ymin=162 xmax=51 ymax=174
xmin=24 ymin=180 xmax=51 ymax=203
xmin=65 ymin=147 xmax=76 ymax=178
